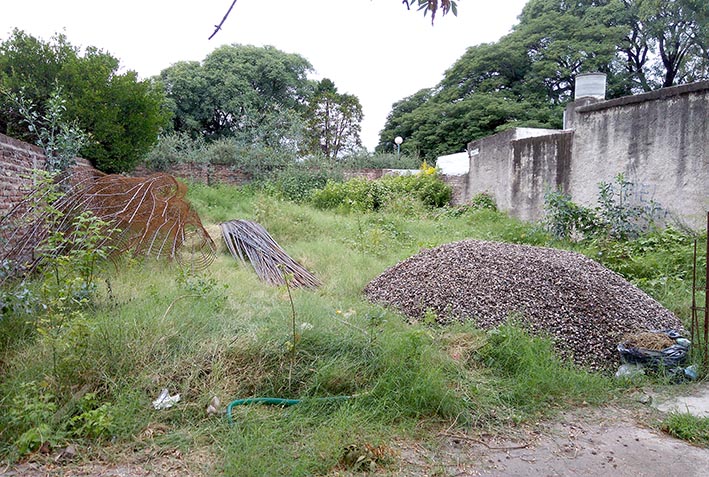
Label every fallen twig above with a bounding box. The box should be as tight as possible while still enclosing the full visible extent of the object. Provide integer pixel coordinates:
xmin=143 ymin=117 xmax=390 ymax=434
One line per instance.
xmin=437 ymin=432 xmax=531 ymax=450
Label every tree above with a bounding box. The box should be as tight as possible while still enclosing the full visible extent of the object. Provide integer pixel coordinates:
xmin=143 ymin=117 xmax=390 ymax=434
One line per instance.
xmin=402 ymin=0 xmax=459 ymax=23
xmin=633 ymin=0 xmax=709 ymax=88
xmin=0 ymin=30 xmax=170 ymax=173
xmin=303 ymin=79 xmax=363 ymax=158
xmin=376 ymin=88 xmax=433 ymax=155
xmin=159 ymin=44 xmax=313 ymax=148
xmin=377 ymin=0 xmax=709 ymax=159
xmin=513 ymin=0 xmax=624 ymax=104
xmin=208 ymin=0 xmax=460 ymax=39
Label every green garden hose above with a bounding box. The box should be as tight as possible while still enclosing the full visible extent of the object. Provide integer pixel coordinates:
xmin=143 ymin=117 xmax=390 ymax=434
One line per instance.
xmin=226 ymin=395 xmax=356 ymax=424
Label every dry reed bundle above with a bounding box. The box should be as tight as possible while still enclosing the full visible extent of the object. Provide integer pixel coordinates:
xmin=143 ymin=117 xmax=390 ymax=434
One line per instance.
xmin=220 ymin=219 xmax=320 ymax=288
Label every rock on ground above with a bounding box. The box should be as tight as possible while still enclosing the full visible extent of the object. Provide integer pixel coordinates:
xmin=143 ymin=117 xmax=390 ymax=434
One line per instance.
xmin=364 ymin=240 xmax=683 ymax=370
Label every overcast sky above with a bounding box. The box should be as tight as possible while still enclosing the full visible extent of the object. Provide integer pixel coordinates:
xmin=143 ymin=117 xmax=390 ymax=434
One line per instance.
xmin=0 ymin=0 xmax=529 ymax=151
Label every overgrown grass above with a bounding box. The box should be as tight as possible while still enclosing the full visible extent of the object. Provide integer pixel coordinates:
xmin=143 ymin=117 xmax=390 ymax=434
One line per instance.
xmin=0 ymin=181 xmax=702 ymax=473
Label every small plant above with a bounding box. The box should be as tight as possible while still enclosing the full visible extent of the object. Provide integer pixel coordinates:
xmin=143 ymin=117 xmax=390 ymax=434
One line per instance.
xmin=468 ymin=192 xmax=497 ymax=211
xmin=66 ymin=392 xmax=115 ymax=439
xmin=5 ymin=383 xmax=114 ymax=455
xmin=8 ymin=88 xmax=87 ymax=173
xmin=542 ymin=189 xmax=597 ymax=240
xmin=596 ymin=173 xmax=665 ymax=240
xmin=6 ymin=382 xmax=62 ymax=455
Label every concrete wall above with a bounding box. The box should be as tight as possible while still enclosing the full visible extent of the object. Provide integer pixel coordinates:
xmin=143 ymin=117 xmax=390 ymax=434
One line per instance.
xmin=465 ymin=81 xmax=709 ymax=229
xmin=466 ymin=129 xmax=573 ymax=221
xmin=569 ymin=81 xmax=709 ymax=228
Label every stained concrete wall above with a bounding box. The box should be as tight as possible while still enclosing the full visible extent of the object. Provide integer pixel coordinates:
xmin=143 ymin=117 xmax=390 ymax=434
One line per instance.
xmin=466 ymin=81 xmax=709 ymax=229
xmin=467 ymin=129 xmax=573 ymax=221
xmin=569 ymin=81 xmax=709 ymax=228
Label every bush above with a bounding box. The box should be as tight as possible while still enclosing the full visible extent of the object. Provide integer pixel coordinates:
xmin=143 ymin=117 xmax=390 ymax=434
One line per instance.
xmin=543 ymin=174 xmax=667 ymax=242
xmin=311 ymin=172 xmax=451 ymax=212
xmin=337 ymin=151 xmax=421 ymax=170
xmin=543 ymin=189 xmax=598 ymax=240
xmin=469 ymin=192 xmax=498 ymax=211
xmin=265 ymin=165 xmax=343 ymax=203
xmin=596 ymin=173 xmax=665 ymax=240
xmin=143 ymin=132 xmax=205 ymax=171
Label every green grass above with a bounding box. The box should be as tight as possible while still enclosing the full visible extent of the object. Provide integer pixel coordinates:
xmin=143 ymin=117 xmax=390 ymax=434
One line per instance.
xmin=0 ymin=182 xmax=703 ymax=473
xmin=662 ymin=412 xmax=709 ymax=447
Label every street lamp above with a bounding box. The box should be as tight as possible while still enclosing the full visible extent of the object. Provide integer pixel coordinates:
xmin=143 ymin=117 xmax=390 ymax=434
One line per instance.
xmin=394 ymin=136 xmax=403 ymax=159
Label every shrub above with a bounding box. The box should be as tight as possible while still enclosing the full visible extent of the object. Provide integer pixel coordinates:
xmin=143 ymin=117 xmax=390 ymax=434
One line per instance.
xmin=543 ymin=189 xmax=598 ymax=240
xmin=337 ymin=151 xmax=421 ymax=170
xmin=543 ymin=174 xmax=667 ymax=242
xmin=469 ymin=192 xmax=498 ymax=211
xmin=596 ymin=173 xmax=665 ymax=240
xmin=265 ymin=165 xmax=343 ymax=203
xmin=311 ymin=173 xmax=451 ymax=212
xmin=143 ymin=132 xmax=205 ymax=171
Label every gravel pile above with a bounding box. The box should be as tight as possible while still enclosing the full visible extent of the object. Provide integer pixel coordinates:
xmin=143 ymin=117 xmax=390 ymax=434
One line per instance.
xmin=364 ymin=240 xmax=684 ymax=371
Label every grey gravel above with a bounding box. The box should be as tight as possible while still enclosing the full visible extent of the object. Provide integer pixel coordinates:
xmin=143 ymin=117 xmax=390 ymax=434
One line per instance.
xmin=364 ymin=240 xmax=684 ymax=371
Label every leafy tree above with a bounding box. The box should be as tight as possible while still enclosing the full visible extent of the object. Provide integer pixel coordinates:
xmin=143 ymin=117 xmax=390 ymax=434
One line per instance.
xmin=303 ymin=79 xmax=363 ymax=158
xmin=159 ymin=44 xmax=313 ymax=148
xmin=0 ymin=30 xmax=170 ymax=173
xmin=631 ymin=0 xmax=709 ymax=88
xmin=513 ymin=0 xmax=624 ymax=104
xmin=378 ymin=0 xmax=709 ymax=159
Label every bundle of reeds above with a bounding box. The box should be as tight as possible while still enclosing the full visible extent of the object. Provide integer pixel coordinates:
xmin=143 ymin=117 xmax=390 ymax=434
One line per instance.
xmin=220 ymin=219 xmax=320 ymax=288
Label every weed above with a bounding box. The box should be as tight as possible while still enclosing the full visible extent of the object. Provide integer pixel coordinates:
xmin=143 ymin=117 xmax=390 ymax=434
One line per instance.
xmin=0 ymin=181 xmax=696 ymax=470
xmin=475 ymin=323 xmax=613 ymax=417
xmin=661 ymin=412 xmax=709 ymax=447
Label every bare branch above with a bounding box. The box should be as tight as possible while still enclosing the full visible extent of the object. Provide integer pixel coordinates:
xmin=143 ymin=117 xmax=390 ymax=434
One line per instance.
xmin=209 ymin=0 xmax=239 ymax=40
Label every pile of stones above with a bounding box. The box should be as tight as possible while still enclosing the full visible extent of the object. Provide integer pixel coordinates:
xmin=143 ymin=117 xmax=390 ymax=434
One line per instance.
xmin=364 ymin=240 xmax=684 ymax=371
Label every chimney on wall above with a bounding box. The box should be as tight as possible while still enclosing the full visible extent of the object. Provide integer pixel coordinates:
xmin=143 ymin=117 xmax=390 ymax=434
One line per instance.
xmin=574 ymin=72 xmax=607 ymax=100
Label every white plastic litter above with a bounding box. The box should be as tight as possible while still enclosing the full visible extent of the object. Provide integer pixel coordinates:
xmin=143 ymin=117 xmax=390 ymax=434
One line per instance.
xmin=206 ymin=395 xmax=221 ymax=415
xmin=152 ymin=388 xmax=181 ymax=410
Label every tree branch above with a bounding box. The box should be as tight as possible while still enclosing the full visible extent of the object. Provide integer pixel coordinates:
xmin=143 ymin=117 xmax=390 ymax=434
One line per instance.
xmin=209 ymin=0 xmax=239 ymax=40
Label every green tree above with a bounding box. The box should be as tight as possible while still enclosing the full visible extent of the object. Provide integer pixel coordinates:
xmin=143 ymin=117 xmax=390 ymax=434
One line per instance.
xmin=159 ymin=44 xmax=313 ymax=147
xmin=0 ymin=30 xmax=170 ymax=173
xmin=633 ymin=0 xmax=709 ymax=88
xmin=402 ymin=0 xmax=459 ymax=23
xmin=378 ymin=0 xmax=709 ymax=159
xmin=303 ymin=78 xmax=363 ymax=158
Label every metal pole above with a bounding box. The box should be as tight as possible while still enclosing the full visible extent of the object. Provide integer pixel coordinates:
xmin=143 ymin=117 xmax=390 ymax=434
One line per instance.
xmin=704 ymin=211 xmax=708 ymax=369
xmin=692 ymin=238 xmax=698 ymax=349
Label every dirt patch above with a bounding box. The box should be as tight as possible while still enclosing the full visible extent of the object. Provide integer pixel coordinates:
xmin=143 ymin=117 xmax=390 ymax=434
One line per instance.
xmin=391 ymin=404 xmax=709 ymax=477
xmin=0 ymin=447 xmax=214 ymax=477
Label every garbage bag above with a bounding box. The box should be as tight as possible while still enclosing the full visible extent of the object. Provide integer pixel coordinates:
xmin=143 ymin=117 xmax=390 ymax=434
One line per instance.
xmin=617 ymin=329 xmax=690 ymax=370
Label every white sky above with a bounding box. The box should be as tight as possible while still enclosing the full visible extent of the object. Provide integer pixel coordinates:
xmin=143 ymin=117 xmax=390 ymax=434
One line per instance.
xmin=0 ymin=0 xmax=528 ymax=150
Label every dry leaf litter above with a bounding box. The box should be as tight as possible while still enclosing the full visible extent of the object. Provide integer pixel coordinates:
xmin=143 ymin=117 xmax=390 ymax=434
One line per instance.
xmin=364 ymin=240 xmax=684 ymax=371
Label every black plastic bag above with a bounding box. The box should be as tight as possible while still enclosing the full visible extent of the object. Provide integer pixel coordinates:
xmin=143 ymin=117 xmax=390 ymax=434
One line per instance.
xmin=617 ymin=329 xmax=689 ymax=370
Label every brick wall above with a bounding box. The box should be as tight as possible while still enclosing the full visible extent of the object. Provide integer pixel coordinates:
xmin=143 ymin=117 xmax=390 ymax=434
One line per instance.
xmin=0 ymin=132 xmax=94 ymax=217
